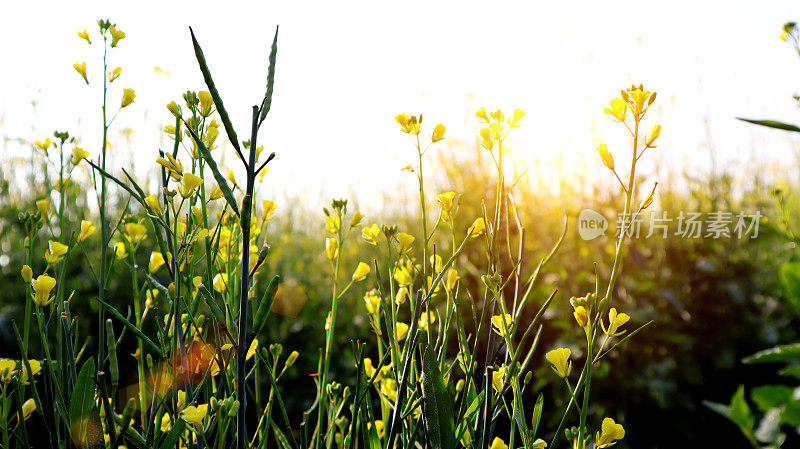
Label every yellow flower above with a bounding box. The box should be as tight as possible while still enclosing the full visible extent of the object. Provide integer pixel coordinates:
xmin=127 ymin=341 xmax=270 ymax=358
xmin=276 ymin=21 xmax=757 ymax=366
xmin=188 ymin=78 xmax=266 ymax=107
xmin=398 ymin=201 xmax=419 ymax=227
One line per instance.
xmin=602 ymin=308 xmax=630 ymax=337
xmin=77 ymin=29 xmax=91 ymax=44
xmin=32 ymin=275 xmax=57 ymax=307
xmin=491 ymin=314 xmax=513 ymax=338
xmin=418 ymin=312 xmax=435 ymax=331
xmin=0 ymin=360 xmax=17 ymax=383
xmin=597 ymin=144 xmax=614 ymax=170
xmin=181 ymin=404 xmax=208 ymax=429
xmin=492 ymin=365 xmax=507 ymax=393
xmin=596 ymin=417 xmax=625 ymax=448
xmin=325 ymin=215 xmax=341 ymax=234
xmin=362 ymin=223 xmax=380 ymax=245
xmin=395 ymin=286 xmax=409 ymax=305
xmin=167 ymin=101 xmax=182 ymax=118
xmin=125 ymin=222 xmax=147 ymax=244
xmin=545 ymin=347 xmax=572 ymax=378
xmin=209 ymin=184 xmax=223 ymax=201
xmin=350 ymin=211 xmax=365 ymax=228
xmin=431 ymin=123 xmax=446 ymax=143
xmin=468 ymin=218 xmax=485 ymax=237
xmin=213 ymin=273 xmax=228 ymax=293
xmin=510 ymin=108 xmax=526 ymax=127
xmin=149 ymin=252 xmax=166 ymax=273
xmin=429 ymin=255 xmax=443 ymax=274
xmin=395 ymin=322 xmax=409 ymax=340
xmin=109 ymin=25 xmax=126 ymax=47
xmin=74 ymin=62 xmax=88 ymax=84
xmin=160 ymin=413 xmax=172 ymax=432
xmin=246 ymin=338 xmax=258 ymax=361
xmin=393 ymin=260 xmax=415 ymax=287
xmin=262 ymin=200 xmax=276 ymax=221
xmin=573 ymin=305 xmax=588 ymax=328
xmin=46 ymin=240 xmax=68 ymax=265
xmin=71 ymin=147 xmax=90 ymax=165
xmin=352 ymin=262 xmax=371 ymax=282
xmin=21 ymin=265 xmax=33 ymax=283
xmin=368 ymin=420 xmax=385 ymax=439
xmin=380 ymin=378 xmax=398 ymax=402
xmin=604 ymin=98 xmax=627 ymax=122
xmin=114 ymin=242 xmax=127 ymax=259
xmin=475 ymin=107 xmax=489 ymax=122
xmin=178 ymin=173 xmax=203 ymax=198
xmin=78 ymin=220 xmax=96 ymax=242
xmin=436 ymin=191 xmax=456 ymax=214
xmin=395 ymin=113 xmax=421 ymax=135
xmin=108 ymin=67 xmax=121 ymax=82
xmin=22 ymin=398 xmax=36 ymax=420
xmin=364 ymin=290 xmax=381 ymax=315
xmin=444 ymin=268 xmax=459 ymax=293
xmin=645 ymin=124 xmax=661 ymax=148
xmin=35 ymin=138 xmax=52 ymax=155
xmin=324 ymin=237 xmax=338 ymax=261
xmin=395 ymin=233 xmax=415 ymax=255
xmin=156 ymin=153 xmax=184 ymax=182
xmin=490 ymin=437 xmax=508 ymax=449
xmin=36 ymin=199 xmax=49 ymax=220
xmin=198 ymin=91 xmax=214 ymax=117
xmin=121 ymin=88 xmax=136 ymax=108
xmin=145 ymin=195 xmax=162 ymax=217
xmin=627 ymin=87 xmax=652 ymax=116
xmin=490 ymin=109 xmax=504 ymax=122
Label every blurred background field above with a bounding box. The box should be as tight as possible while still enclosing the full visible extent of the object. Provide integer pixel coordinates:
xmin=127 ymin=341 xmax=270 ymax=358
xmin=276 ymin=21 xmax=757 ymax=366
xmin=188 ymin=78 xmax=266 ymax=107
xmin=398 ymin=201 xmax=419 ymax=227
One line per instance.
xmin=2 ymin=2 xmax=800 ymax=448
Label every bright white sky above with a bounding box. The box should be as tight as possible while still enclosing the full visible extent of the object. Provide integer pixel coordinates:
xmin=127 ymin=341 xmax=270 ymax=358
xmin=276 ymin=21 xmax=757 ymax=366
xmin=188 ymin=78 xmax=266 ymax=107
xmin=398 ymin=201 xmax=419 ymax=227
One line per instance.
xmin=2 ymin=0 xmax=800 ymax=211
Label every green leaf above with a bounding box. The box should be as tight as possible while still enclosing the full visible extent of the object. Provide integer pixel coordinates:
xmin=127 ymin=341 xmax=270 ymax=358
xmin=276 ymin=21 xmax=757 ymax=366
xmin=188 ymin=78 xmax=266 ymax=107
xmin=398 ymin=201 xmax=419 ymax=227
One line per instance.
xmin=259 ymin=26 xmax=279 ymax=123
xmin=730 ymin=385 xmax=755 ymax=433
xmin=421 ymin=344 xmax=456 ymax=449
xmin=69 ymin=358 xmax=99 ymax=448
xmin=743 ymin=343 xmax=800 ymax=364
xmin=781 ymin=399 xmax=800 ymax=427
xmin=158 ymin=418 xmax=186 ymax=449
xmin=189 ymin=27 xmax=242 ymax=156
xmin=779 ymin=262 xmax=800 ymax=309
xmin=751 ymin=385 xmax=793 ymax=412
xmin=737 ymin=117 xmax=800 ymax=132
xmin=531 ymin=393 xmax=544 ymax=437
xmin=778 ymin=365 xmax=800 ymax=376
xmin=98 ymin=299 xmax=165 ymax=357
xmin=184 ymin=124 xmax=240 ymax=217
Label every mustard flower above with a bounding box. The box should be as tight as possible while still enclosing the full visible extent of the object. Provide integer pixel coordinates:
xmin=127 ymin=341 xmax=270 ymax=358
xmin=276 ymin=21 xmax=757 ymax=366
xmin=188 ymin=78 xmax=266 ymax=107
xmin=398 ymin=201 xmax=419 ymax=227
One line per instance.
xmin=181 ymin=404 xmax=208 ymax=429
xmin=324 ymin=237 xmax=338 ymax=260
xmin=124 ymin=222 xmax=147 ymax=244
xmin=510 ymin=108 xmax=526 ymax=127
xmin=395 ymin=233 xmax=415 ymax=255
xmin=262 ymin=200 xmax=276 ymax=221
xmin=145 ymin=194 xmax=162 ymax=217
xmin=490 ymin=437 xmax=508 ymax=449
xmin=36 ymin=199 xmax=49 ymax=220
xmin=395 ymin=286 xmax=409 ymax=305
xmin=368 ymin=420 xmax=385 ymax=439
xmin=431 ymin=123 xmax=446 ymax=143
xmin=325 ymin=215 xmax=341 ymax=234
xmin=209 ymin=184 xmax=223 ymax=201
xmin=156 ymin=153 xmax=183 ymax=181
xmin=109 ymin=25 xmax=125 ymax=47
xmin=645 ymin=124 xmax=661 ymax=148
xmin=436 ymin=191 xmax=455 ymax=214
xmin=598 ymin=144 xmax=614 ymax=170
xmin=393 ymin=259 xmax=415 ymax=287
xmin=121 ymin=88 xmax=136 ymax=108
xmin=362 ymin=223 xmax=380 ymax=245
xmin=596 ymin=417 xmax=625 ymax=448
xmin=364 ymin=290 xmax=381 ymax=315
xmin=22 ymin=398 xmax=36 ymax=420
xmin=74 ymin=62 xmax=88 ymax=84
xmin=491 ymin=314 xmax=513 ymax=338
xmin=545 ymin=347 xmax=572 ymax=378
xmin=32 ymin=275 xmax=57 ymax=307
xmin=602 ymin=308 xmax=630 ymax=337
xmin=350 ymin=211 xmax=365 ymax=228
xmin=395 ymin=322 xmax=409 ymax=340
xmin=475 ymin=107 xmax=489 ymax=122
xmin=490 ymin=109 xmax=505 ymax=122
xmin=108 ymin=67 xmax=121 ymax=82
xmin=604 ymin=98 xmax=627 ymax=122
xmin=178 ymin=173 xmax=203 ymax=198
xmin=77 ymin=220 xmax=96 ymax=242
xmin=418 ymin=311 xmax=435 ymax=331
xmin=380 ymin=378 xmax=397 ymax=402
xmin=77 ymin=29 xmax=91 ymax=44
xmin=114 ymin=242 xmax=127 ymax=259
xmin=395 ymin=113 xmax=421 ymax=135
xmin=492 ymin=365 xmax=507 ymax=393
xmin=45 ymin=240 xmax=68 ymax=265
xmin=468 ymin=217 xmax=485 ymax=237
xmin=149 ymin=252 xmax=165 ymax=273
xmin=444 ymin=268 xmax=459 ymax=293
xmin=573 ymin=305 xmax=589 ymax=328
xmin=352 ymin=262 xmax=371 ymax=282
xmin=34 ymin=138 xmax=52 ymax=155
xmin=71 ymin=147 xmax=90 ymax=165
xmin=213 ymin=273 xmax=228 ymax=293
xmin=21 ymin=265 xmax=33 ymax=283
xmin=627 ymin=86 xmax=653 ymax=116
xmin=246 ymin=338 xmax=258 ymax=361
xmin=167 ymin=101 xmax=182 ymax=118
xmin=198 ymin=91 xmax=214 ymax=117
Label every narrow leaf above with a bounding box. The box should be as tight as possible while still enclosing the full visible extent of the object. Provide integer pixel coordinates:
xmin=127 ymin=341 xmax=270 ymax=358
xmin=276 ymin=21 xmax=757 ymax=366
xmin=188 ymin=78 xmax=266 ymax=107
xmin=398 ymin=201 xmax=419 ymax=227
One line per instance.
xmin=737 ymin=117 xmax=800 ymax=132
xmin=98 ymin=299 xmax=165 ymax=357
xmin=421 ymin=345 xmax=456 ymax=449
xmin=184 ymin=124 xmax=240 ymax=216
xmin=69 ymin=358 xmax=99 ymax=448
xmin=260 ymin=26 xmax=279 ymax=123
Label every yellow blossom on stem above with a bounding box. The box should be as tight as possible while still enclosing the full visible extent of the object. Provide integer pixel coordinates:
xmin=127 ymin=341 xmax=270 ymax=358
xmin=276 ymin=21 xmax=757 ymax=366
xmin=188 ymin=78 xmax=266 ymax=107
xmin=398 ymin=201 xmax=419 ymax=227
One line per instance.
xmin=490 ymin=437 xmax=508 ymax=449
xmin=325 ymin=215 xmax=341 ymax=234
xmin=198 ymin=91 xmax=214 ymax=117
xmin=145 ymin=195 xmax=162 ymax=217
xmin=602 ymin=308 xmax=630 ymax=337
xmin=596 ymin=417 xmax=625 ymax=448
xmin=431 ymin=123 xmax=446 ymax=143
xmin=364 ymin=290 xmax=381 ymax=315
xmin=35 ymin=138 xmax=52 ymax=155
xmin=395 ymin=286 xmax=409 ymax=305
xmin=149 ymin=252 xmax=165 ymax=273
xmin=324 ymin=237 xmax=338 ymax=261
xmin=71 ymin=147 xmax=90 ymax=165
xmin=74 ymin=62 xmax=88 ymax=84
xmin=108 ymin=67 xmax=121 ymax=82
xmin=246 ymin=338 xmax=258 ymax=360
xmin=181 ymin=404 xmax=208 ymax=429
xmin=209 ymin=184 xmax=223 ymax=201
xmin=510 ymin=108 xmax=526 ymax=127
xmin=114 ymin=242 xmax=127 ymax=259
xmin=213 ymin=273 xmax=228 ymax=293
xmin=395 ymin=322 xmax=409 ymax=340
xmin=468 ymin=218 xmax=485 ymax=237
xmin=395 ymin=113 xmax=421 ymax=135
xmin=156 ymin=153 xmax=183 ymax=182
xmin=167 ymin=101 xmax=182 ymax=118
xmin=395 ymin=233 xmax=415 ymax=255
xmin=604 ymin=98 xmax=627 ymax=122
xmin=121 ymin=88 xmax=136 ymax=108
xmin=573 ymin=305 xmax=589 ymax=328
xmin=77 ymin=29 xmax=91 ymax=44
xmin=476 ymin=107 xmax=489 ymax=123
xmin=32 ymin=275 xmax=57 ymax=307
xmin=444 ymin=268 xmax=459 ymax=292
xmin=645 ymin=124 xmax=661 ymax=148
xmin=109 ymin=25 xmax=126 ymax=47
xmin=627 ymin=86 xmax=652 ymax=116
xmin=492 ymin=365 xmax=507 ymax=393
xmin=418 ymin=312 xmax=435 ymax=331
xmin=491 ymin=314 xmax=513 ymax=338
xmin=436 ymin=191 xmax=456 ymax=214
xmin=45 ymin=240 xmax=68 ymax=265
xmin=350 ymin=211 xmax=365 ymax=228
xmin=21 ymin=265 xmax=33 ymax=283
xmin=36 ymin=199 xmax=49 ymax=220
xmin=352 ymin=262 xmax=371 ymax=282
xmin=125 ymin=222 xmax=147 ymax=244
xmin=362 ymin=223 xmax=380 ymax=245
xmin=262 ymin=200 xmax=276 ymax=221
xmin=78 ymin=220 xmax=96 ymax=242
xmin=22 ymin=398 xmax=35 ymax=420
xmin=178 ymin=173 xmax=203 ymax=198
xmin=598 ymin=144 xmax=614 ymax=170
xmin=545 ymin=347 xmax=572 ymax=378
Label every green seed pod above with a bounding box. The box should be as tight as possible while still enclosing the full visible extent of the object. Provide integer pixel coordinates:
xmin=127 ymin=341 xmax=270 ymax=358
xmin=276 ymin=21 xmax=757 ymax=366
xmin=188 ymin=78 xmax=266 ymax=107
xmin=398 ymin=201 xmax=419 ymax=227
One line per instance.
xmin=105 ymin=319 xmax=119 ymax=386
